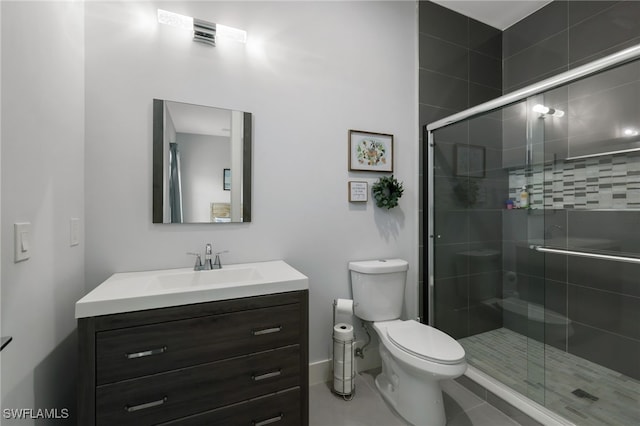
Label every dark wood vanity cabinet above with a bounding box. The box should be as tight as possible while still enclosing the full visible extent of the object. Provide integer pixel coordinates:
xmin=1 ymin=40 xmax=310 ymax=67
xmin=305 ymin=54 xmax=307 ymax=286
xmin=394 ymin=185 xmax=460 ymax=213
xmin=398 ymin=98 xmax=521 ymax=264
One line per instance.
xmin=78 ymin=291 xmax=308 ymax=426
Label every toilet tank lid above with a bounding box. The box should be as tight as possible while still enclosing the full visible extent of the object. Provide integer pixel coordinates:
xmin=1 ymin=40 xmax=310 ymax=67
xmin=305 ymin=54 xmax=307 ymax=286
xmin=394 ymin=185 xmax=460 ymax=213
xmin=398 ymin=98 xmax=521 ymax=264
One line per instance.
xmin=348 ymin=259 xmax=408 ymax=274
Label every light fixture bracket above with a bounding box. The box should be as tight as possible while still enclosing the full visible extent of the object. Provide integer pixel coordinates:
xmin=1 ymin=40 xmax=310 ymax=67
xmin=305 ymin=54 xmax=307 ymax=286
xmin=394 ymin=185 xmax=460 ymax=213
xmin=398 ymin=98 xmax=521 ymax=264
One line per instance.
xmin=193 ymin=18 xmax=216 ymax=46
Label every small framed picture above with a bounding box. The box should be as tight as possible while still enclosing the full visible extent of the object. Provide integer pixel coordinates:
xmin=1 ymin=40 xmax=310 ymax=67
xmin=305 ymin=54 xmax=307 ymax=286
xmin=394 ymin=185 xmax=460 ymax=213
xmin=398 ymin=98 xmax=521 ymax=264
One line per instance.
xmin=455 ymin=144 xmax=486 ymax=178
xmin=348 ymin=181 xmax=368 ymax=202
xmin=349 ymin=130 xmax=394 ymax=172
xmin=223 ymin=168 xmax=231 ymax=190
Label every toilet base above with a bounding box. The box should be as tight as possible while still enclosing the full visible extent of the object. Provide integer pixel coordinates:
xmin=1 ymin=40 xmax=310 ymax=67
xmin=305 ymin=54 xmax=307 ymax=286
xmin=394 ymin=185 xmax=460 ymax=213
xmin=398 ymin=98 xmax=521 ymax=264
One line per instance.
xmin=375 ymin=345 xmax=447 ymax=426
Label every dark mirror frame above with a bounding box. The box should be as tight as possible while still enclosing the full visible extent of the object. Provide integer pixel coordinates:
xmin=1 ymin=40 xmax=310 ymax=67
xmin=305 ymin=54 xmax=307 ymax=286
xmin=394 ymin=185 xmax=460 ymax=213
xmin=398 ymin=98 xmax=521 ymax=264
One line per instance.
xmin=152 ymin=99 xmax=252 ymax=223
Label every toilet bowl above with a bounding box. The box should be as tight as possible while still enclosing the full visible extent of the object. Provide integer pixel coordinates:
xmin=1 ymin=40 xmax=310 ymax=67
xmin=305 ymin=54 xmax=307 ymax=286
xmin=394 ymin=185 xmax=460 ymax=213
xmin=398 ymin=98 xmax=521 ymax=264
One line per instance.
xmin=349 ymin=259 xmax=466 ymax=426
xmin=372 ymin=320 xmax=466 ymax=426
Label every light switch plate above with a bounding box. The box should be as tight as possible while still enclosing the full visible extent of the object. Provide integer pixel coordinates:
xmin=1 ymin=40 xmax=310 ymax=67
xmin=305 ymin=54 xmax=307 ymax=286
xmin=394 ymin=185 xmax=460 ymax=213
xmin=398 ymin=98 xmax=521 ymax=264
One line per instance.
xmin=14 ymin=222 xmax=31 ymax=262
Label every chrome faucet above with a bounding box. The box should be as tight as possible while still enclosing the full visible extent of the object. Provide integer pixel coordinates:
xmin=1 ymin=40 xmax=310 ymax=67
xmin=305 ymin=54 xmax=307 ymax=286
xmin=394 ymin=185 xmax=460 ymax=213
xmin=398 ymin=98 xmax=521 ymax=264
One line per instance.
xmin=188 ymin=244 xmax=226 ymax=270
xmin=203 ymin=243 xmax=214 ymax=270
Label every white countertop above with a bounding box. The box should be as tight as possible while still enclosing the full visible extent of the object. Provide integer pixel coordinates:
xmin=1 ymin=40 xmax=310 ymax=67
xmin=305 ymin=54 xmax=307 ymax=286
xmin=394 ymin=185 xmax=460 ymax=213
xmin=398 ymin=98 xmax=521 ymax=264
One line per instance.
xmin=75 ymin=260 xmax=309 ymax=318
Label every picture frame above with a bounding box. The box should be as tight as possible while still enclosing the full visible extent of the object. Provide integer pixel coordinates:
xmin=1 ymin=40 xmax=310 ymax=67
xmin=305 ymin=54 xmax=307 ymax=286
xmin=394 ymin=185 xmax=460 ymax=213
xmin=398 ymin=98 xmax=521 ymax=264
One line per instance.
xmin=223 ymin=168 xmax=231 ymax=190
xmin=349 ymin=130 xmax=394 ymax=172
xmin=455 ymin=144 xmax=485 ymax=178
xmin=348 ymin=181 xmax=368 ymax=202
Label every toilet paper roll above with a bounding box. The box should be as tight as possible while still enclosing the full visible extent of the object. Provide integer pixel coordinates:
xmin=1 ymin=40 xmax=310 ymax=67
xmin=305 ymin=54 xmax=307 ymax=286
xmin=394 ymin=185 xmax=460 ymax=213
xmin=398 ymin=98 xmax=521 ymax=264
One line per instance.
xmin=333 ymin=377 xmax=354 ymax=395
xmin=333 ymin=323 xmax=354 ymax=342
xmin=333 ymin=341 xmax=353 ymax=359
xmin=334 ymin=299 xmax=354 ymax=316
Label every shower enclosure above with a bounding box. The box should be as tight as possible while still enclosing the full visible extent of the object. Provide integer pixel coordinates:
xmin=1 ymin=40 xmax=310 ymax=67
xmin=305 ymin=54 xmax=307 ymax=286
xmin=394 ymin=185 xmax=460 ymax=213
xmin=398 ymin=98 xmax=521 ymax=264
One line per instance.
xmin=426 ymin=45 xmax=640 ymax=425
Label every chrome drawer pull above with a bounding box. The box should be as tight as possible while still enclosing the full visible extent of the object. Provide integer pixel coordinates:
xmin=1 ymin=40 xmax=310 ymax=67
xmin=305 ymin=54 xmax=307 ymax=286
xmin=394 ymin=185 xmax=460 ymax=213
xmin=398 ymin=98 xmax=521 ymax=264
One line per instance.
xmin=252 ymin=326 xmax=282 ymax=336
xmin=251 ymin=369 xmax=282 ymax=381
xmin=124 ymin=396 xmax=167 ymax=412
xmin=125 ymin=346 xmax=167 ymax=359
xmin=253 ymin=413 xmax=283 ymax=426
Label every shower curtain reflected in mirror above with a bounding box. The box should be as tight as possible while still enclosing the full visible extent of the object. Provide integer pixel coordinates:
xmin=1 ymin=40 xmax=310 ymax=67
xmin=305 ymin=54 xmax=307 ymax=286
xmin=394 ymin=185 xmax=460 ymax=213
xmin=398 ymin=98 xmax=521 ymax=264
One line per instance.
xmin=169 ymin=142 xmax=183 ymax=223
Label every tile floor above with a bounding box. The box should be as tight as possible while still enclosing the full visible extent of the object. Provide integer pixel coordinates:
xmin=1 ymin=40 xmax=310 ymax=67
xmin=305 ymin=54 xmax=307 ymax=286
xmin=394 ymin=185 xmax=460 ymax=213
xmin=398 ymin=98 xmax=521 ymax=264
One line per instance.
xmin=309 ymin=369 xmax=523 ymax=426
xmin=460 ymin=327 xmax=640 ymax=426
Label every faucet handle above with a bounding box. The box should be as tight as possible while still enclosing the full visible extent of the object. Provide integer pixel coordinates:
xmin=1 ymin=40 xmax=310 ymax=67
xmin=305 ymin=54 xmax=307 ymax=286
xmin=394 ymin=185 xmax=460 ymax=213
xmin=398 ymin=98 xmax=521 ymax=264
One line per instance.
xmin=212 ymin=250 xmax=228 ymax=269
xmin=187 ymin=252 xmax=203 ymax=270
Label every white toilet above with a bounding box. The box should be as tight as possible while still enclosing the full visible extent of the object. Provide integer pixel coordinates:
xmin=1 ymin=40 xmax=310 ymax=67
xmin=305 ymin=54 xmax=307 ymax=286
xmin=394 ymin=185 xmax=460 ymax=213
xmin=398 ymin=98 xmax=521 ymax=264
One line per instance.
xmin=349 ymin=259 xmax=467 ymax=426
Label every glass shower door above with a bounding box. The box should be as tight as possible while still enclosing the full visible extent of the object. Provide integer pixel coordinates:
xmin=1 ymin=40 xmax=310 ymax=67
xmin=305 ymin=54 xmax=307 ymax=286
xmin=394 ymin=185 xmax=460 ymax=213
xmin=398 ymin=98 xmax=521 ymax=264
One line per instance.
xmin=430 ymin=98 xmax=547 ymax=405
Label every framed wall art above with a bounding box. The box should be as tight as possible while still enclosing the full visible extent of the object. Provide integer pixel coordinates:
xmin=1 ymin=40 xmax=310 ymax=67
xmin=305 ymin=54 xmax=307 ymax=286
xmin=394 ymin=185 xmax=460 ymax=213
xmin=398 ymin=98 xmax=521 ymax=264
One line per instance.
xmin=348 ymin=181 xmax=368 ymax=202
xmin=348 ymin=130 xmax=394 ymax=172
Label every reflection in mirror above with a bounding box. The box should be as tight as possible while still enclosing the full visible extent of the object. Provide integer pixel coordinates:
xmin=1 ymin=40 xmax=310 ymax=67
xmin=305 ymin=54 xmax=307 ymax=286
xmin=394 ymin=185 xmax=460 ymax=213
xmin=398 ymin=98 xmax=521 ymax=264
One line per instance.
xmin=153 ymin=99 xmax=252 ymax=223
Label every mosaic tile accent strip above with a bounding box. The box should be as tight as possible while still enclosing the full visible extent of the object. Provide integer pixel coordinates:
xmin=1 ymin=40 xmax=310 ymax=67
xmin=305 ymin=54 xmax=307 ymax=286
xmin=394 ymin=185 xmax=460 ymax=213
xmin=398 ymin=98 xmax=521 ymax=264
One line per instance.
xmin=460 ymin=328 xmax=640 ymax=426
xmin=508 ymin=152 xmax=640 ymax=209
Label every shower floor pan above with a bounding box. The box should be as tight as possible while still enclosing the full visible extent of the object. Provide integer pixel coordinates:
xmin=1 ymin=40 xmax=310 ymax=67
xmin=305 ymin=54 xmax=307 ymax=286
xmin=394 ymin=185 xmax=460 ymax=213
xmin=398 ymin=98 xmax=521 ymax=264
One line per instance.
xmin=459 ymin=328 xmax=639 ymax=426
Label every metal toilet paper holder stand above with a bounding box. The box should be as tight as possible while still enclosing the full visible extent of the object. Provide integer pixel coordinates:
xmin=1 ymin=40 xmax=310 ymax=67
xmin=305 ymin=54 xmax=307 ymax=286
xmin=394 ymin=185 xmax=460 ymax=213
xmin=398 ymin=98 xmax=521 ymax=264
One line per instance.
xmin=332 ymin=299 xmax=356 ymax=398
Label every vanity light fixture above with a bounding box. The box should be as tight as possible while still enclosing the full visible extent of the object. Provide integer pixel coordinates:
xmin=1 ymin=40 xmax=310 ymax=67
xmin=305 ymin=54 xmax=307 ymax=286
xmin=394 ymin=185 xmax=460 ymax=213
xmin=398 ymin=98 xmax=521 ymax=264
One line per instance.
xmin=157 ymin=9 xmax=247 ymax=46
xmin=623 ymin=127 xmax=639 ymax=137
xmin=532 ymin=104 xmax=565 ymax=118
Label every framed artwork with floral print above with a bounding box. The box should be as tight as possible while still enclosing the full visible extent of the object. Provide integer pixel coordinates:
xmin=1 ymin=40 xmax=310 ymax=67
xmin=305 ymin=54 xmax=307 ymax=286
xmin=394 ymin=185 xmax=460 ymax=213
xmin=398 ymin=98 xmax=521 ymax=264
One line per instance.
xmin=348 ymin=130 xmax=394 ymax=172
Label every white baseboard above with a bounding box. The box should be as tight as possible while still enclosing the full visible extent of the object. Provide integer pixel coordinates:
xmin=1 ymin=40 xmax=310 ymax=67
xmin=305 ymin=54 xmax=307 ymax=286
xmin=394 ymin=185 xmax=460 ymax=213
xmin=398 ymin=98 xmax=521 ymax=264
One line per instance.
xmin=309 ymin=344 xmax=381 ymax=386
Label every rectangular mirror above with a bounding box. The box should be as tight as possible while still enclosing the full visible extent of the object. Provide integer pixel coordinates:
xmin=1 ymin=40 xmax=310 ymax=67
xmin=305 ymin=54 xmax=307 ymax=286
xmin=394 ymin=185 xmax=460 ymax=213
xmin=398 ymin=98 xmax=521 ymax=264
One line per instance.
xmin=153 ymin=99 xmax=252 ymax=223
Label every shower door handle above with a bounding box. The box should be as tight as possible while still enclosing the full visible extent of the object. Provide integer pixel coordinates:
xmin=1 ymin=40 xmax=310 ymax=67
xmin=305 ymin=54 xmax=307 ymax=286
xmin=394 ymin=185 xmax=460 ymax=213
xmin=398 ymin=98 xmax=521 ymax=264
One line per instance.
xmin=530 ymin=245 xmax=640 ymax=264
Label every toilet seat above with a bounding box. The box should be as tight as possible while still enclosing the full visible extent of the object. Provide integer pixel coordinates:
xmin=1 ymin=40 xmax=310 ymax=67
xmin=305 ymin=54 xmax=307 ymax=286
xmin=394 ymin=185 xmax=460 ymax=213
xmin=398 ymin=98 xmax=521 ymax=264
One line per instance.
xmin=386 ymin=320 xmax=465 ymax=365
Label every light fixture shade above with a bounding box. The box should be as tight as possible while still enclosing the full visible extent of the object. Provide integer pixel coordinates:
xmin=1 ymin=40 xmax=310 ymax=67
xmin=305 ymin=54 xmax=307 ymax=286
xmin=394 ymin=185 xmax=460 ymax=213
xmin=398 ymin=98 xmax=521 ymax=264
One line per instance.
xmin=532 ymin=104 xmax=550 ymax=114
xmin=157 ymin=9 xmax=192 ymax=30
xmin=157 ymin=9 xmax=247 ymax=47
xmin=217 ymin=24 xmax=247 ymax=43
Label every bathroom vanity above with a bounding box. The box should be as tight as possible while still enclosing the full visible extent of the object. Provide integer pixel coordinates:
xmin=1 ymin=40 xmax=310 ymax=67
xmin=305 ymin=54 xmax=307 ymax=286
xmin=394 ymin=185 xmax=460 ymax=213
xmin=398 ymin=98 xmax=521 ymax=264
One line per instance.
xmin=76 ymin=261 xmax=309 ymax=426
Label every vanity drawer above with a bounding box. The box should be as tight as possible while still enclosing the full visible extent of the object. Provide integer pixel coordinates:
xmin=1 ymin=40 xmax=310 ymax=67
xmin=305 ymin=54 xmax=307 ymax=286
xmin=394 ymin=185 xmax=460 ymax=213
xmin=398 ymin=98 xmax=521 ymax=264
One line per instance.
xmin=96 ymin=302 xmax=300 ymax=384
xmin=157 ymin=388 xmax=301 ymax=426
xmin=95 ymin=345 xmax=300 ymax=426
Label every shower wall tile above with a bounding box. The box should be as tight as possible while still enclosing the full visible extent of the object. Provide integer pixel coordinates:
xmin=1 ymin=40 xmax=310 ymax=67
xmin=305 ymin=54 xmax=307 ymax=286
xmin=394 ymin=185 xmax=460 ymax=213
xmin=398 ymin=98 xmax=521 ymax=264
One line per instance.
xmin=420 ymin=0 xmax=501 ymax=339
xmin=568 ymin=1 xmax=619 ymax=27
xmin=433 ymin=141 xmax=458 ymax=177
xmin=503 ymin=0 xmax=568 ymax=59
xmin=469 ymin=83 xmax=501 ymax=108
xmin=419 ymin=34 xmax=468 ymax=79
xmin=434 ymin=242 xmax=469 ymax=279
xmin=434 ymin=210 xmax=469 ymax=245
xmin=469 ymin=303 xmax=502 ymax=336
xmin=420 ymin=69 xmax=469 ymax=111
xmin=505 ymin=0 xmax=640 ymax=90
xmin=568 ymin=323 xmax=640 ymax=380
xmin=544 ymin=279 xmax=567 ymax=320
xmin=419 ymin=0 xmax=468 ymax=47
xmin=503 ymin=31 xmax=568 ymax=92
xmin=435 ymin=276 xmax=470 ymax=339
xmin=470 ymin=51 xmax=501 ymax=89
xmin=568 ymin=1 xmax=640 ymax=65
xmin=433 ymin=120 xmax=469 ymax=145
xmin=468 ymin=210 xmax=502 ymax=243
xmin=508 ymin=153 xmax=640 ymax=210
xmin=419 ymin=105 xmax=457 ymax=134
xmin=568 ymin=256 xmax=640 ymax=298
xmin=470 ymin=116 xmax=502 ymax=150
xmin=568 ymin=210 xmax=640 ymax=254
xmin=568 ymin=285 xmax=640 ymax=341
xmin=469 ymin=19 xmax=502 ymax=60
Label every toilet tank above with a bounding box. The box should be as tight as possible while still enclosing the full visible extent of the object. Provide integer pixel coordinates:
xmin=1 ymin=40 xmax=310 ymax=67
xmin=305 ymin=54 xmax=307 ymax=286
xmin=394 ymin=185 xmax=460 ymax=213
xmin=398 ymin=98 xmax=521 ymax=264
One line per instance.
xmin=349 ymin=259 xmax=408 ymax=321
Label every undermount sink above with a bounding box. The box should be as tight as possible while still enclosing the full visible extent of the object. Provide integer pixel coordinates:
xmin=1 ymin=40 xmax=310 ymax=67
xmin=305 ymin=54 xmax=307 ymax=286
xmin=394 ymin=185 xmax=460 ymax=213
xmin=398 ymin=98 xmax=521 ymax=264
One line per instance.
xmin=75 ymin=260 xmax=308 ymax=318
xmin=151 ymin=267 xmax=263 ymax=290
